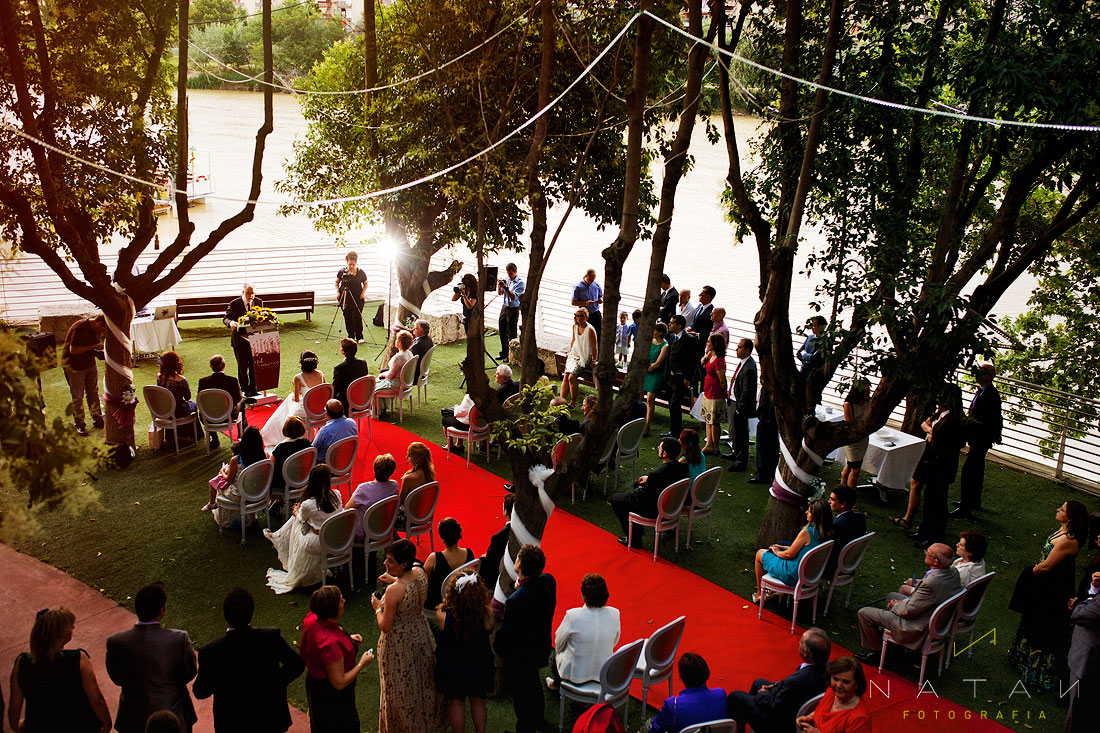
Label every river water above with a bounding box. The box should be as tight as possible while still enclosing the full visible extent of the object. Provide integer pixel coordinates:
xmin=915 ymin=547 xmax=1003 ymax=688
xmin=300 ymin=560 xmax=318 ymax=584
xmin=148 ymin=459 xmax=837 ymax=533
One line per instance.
xmin=167 ymin=89 xmax=1034 ymax=327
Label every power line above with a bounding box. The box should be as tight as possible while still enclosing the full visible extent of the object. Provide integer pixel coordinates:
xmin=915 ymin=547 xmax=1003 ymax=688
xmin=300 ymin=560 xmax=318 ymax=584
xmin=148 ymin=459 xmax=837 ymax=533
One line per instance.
xmin=188 ymin=0 xmax=312 ymax=26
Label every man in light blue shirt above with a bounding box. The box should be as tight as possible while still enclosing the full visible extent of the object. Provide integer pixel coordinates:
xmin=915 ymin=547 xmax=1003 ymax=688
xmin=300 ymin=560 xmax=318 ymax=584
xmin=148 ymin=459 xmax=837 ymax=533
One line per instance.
xmin=571 ymin=268 xmax=603 ymax=335
xmin=312 ymin=399 xmax=358 ymax=463
xmin=498 ymin=262 xmax=525 ymax=360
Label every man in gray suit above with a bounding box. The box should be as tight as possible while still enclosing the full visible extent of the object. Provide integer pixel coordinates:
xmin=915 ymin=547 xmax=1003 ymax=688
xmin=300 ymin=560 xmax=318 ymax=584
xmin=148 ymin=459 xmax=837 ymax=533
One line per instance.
xmin=723 ymin=338 xmax=757 ymax=471
xmin=1067 ymin=572 xmax=1100 ymax=732
xmin=855 ymin=543 xmax=962 ymax=666
xmin=106 ymin=581 xmax=198 ymax=733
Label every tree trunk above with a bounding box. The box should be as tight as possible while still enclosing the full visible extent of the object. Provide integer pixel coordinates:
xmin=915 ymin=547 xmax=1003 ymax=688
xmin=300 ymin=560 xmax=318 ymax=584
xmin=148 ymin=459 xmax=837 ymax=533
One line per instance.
xmin=101 ymin=293 xmax=136 ymax=447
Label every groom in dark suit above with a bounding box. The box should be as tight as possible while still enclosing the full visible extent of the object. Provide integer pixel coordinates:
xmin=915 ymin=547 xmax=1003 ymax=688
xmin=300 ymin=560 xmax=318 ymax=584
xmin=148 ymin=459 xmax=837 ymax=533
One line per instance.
xmin=726 ymin=627 xmax=830 ymax=732
xmin=723 ymin=338 xmax=757 ymax=471
xmin=106 ymin=581 xmax=197 ymax=733
xmin=610 ymin=437 xmax=689 ymax=548
xmin=494 ymin=544 xmax=557 ymax=733
xmin=331 ymin=338 xmax=369 ymax=415
xmin=951 ymin=362 xmax=1002 ymax=518
xmin=223 ymin=284 xmax=263 ymax=395
xmin=659 ymin=274 xmax=679 ymax=324
xmin=193 ymin=588 xmax=305 ymax=732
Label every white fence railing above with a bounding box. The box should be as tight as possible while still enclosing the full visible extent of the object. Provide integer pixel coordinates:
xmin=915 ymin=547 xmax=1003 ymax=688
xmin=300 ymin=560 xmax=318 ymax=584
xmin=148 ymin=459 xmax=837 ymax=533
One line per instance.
xmin=4 ymin=241 xmax=1098 ymax=492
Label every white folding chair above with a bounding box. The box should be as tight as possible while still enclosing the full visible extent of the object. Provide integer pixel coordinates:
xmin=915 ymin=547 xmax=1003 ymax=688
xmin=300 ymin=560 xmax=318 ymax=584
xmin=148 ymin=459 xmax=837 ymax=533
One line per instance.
xmin=585 ymin=430 xmax=618 ymax=497
xmin=559 ymin=638 xmax=645 ymax=731
xmin=441 ymin=559 xmax=481 ymax=598
xmin=196 ymin=388 xmax=238 ymax=450
xmin=402 ymin=481 xmax=441 ymax=549
xmin=633 ymin=615 xmax=687 ymax=711
xmin=628 ymin=478 xmax=691 ymax=561
xmin=302 ymin=382 xmax=335 ymax=439
xmin=614 ymin=418 xmax=646 ymax=486
xmin=144 ymin=385 xmax=200 ymax=453
xmin=347 ymin=375 xmax=376 ymax=439
xmin=795 ymin=692 xmax=825 ymax=720
xmin=373 ymin=356 xmax=418 ymax=421
xmin=682 ymin=466 xmax=723 ymax=544
xmin=415 ymin=345 xmax=436 ymax=406
xmin=319 ymin=508 xmax=358 ymax=590
xmin=274 ymin=447 xmax=316 ymax=521
xmin=679 ymin=720 xmax=736 ymax=733
xmin=325 ymin=434 xmax=359 ymax=497
xmin=354 ymin=494 xmax=400 ymax=588
xmin=881 ymin=588 xmax=967 ymax=685
xmin=823 ymin=532 xmax=875 ymax=615
xmin=758 ymin=540 xmax=835 ymax=634
xmin=215 ymin=458 xmax=274 ymax=544
xmin=945 ymin=572 xmax=996 ymax=669
xmin=443 ymin=405 xmax=491 ymax=467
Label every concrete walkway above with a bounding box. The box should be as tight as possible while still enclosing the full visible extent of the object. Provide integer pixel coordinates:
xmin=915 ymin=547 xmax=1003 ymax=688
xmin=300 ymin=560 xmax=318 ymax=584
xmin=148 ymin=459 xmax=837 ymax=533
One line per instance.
xmin=0 ymin=543 xmax=309 ymax=732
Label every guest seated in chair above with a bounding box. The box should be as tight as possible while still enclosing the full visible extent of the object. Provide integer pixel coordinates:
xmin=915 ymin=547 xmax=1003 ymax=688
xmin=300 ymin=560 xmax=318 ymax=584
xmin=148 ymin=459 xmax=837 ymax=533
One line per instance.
xmin=753 ymin=499 xmax=832 ymax=603
xmin=346 ymin=453 xmax=400 ymax=538
xmin=204 ymin=426 xmax=266 ymax=514
xmin=157 ymin=351 xmax=197 ymax=437
xmin=376 ymin=330 xmax=415 ymax=409
xmin=610 ymin=437 xmax=689 ymax=549
xmin=197 ymin=354 xmax=245 ymax=449
xmin=547 ymin=573 xmax=620 ymax=690
xmin=726 ymin=627 xmax=830 ymax=733
xmin=646 ymin=652 xmax=727 ymax=733
xmin=825 ymin=484 xmax=866 ymax=580
xmin=899 ymin=530 xmax=986 ymax=595
xmin=495 ymin=364 xmax=519 ymax=402
xmin=331 ymin=338 xmax=369 ymax=416
xmin=395 ymin=442 xmax=435 ymax=533
xmin=270 ymin=416 xmax=312 ymax=506
xmin=795 ymin=656 xmax=871 ymax=733
xmin=264 ymin=464 xmax=344 ymax=594
xmin=311 ymin=399 xmax=357 ymax=464
xmin=855 ymin=542 xmax=961 ymax=667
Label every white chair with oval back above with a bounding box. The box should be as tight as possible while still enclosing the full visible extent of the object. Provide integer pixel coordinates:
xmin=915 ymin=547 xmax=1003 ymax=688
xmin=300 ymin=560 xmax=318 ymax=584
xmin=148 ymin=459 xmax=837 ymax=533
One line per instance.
xmin=402 ymin=481 xmax=441 ymax=549
xmin=319 ymin=508 xmax=358 ymax=590
xmin=144 ymin=385 xmax=200 ymax=453
xmin=302 ymin=382 xmax=335 ymax=439
xmin=758 ymin=540 xmax=835 ymax=634
xmin=215 ymin=458 xmax=274 ymax=544
xmin=558 ymin=638 xmax=645 ymax=731
xmin=274 ymin=447 xmax=316 ymax=521
xmin=415 ymin=345 xmax=436 ymax=406
xmin=627 ymin=478 xmax=692 ymax=561
xmin=347 ymin=375 xmax=376 ymax=439
xmin=324 ymin=435 xmax=359 ymax=498
xmin=632 ymin=615 xmax=687 ymax=711
xmin=682 ymin=466 xmax=723 ymax=545
xmin=354 ymin=494 xmax=400 ymax=588
xmin=196 ymin=388 xmax=236 ymax=451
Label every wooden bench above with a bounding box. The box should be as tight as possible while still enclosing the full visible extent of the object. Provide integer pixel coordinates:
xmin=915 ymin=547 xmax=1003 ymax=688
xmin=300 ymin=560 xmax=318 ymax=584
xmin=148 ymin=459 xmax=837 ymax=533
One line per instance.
xmin=176 ymin=291 xmax=315 ymax=322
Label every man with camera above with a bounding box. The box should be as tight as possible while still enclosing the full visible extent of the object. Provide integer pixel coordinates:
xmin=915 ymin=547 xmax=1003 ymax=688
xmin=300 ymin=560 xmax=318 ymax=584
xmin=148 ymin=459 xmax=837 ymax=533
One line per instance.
xmin=498 ymin=263 xmax=524 ymax=361
xmin=335 ymin=251 xmax=367 ymax=343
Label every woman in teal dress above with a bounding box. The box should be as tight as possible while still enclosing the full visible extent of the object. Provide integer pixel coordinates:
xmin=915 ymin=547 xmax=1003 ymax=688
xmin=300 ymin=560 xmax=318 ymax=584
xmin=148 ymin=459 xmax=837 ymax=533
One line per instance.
xmin=1008 ymin=499 xmax=1087 ymax=691
xmin=678 ymin=428 xmax=706 ymax=484
xmin=753 ymin=499 xmax=833 ymax=602
xmin=642 ymin=323 xmax=670 ymax=437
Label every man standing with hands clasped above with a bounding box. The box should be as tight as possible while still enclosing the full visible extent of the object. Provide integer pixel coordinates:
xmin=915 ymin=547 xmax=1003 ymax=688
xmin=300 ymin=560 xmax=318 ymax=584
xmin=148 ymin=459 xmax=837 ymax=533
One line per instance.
xmin=951 ymin=361 xmax=1002 ymax=519
xmin=223 ymin=284 xmax=263 ymax=396
xmin=572 ymin=268 xmax=604 ymax=336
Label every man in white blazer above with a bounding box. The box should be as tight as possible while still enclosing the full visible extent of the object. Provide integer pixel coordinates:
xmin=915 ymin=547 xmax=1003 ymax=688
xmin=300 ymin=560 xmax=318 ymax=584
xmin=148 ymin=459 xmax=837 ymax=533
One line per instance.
xmin=549 ymin=573 xmax=620 ymax=688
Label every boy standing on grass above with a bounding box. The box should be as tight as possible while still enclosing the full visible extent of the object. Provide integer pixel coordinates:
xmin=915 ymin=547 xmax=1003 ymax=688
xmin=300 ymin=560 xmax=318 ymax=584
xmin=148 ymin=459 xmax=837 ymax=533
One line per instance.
xmin=615 ymin=312 xmax=631 ymax=366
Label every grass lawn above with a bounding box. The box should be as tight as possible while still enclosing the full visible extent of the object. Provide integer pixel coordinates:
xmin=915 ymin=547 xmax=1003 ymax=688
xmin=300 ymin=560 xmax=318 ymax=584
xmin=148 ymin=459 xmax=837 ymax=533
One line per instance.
xmin=4 ymin=304 xmax=1092 ymax=732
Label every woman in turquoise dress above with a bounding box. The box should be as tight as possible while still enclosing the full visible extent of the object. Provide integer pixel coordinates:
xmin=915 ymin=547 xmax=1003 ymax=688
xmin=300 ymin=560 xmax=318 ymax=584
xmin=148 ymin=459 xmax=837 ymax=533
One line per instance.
xmin=1008 ymin=499 xmax=1087 ymax=691
xmin=753 ymin=499 xmax=833 ymax=602
xmin=678 ymin=429 xmax=706 ymax=484
xmin=643 ymin=323 xmax=670 ymax=437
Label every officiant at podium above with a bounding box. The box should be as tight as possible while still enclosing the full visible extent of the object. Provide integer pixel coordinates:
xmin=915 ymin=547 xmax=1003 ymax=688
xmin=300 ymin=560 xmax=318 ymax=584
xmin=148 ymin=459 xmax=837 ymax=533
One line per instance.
xmin=224 ymin=284 xmax=263 ymax=395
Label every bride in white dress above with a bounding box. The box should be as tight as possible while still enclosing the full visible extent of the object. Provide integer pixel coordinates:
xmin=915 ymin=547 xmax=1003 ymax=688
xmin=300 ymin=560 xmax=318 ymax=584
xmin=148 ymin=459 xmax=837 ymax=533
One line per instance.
xmin=264 ymin=463 xmax=343 ymax=593
xmin=260 ymin=350 xmax=325 ymax=447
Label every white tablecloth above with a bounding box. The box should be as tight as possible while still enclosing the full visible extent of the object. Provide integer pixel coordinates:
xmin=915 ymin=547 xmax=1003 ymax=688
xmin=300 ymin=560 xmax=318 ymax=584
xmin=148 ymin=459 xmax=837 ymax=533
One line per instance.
xmin=131 ymin=317 xmax=181 ymax=354
xmin=815 ymin=404 xmax=844 ymax=461
xmin=862 ymin=427 xmax=926 ymax=491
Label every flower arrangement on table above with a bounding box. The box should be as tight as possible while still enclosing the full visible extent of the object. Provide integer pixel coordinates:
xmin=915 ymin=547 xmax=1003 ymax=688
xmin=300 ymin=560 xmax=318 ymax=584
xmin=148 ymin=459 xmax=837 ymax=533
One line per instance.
xmin=236 ymin=306 xmax=280 ymax=328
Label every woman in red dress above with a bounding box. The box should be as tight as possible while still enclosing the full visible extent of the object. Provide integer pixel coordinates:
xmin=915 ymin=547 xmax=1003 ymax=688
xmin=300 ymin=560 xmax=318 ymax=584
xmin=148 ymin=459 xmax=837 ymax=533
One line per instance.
xmin=796 ymin=656 xmax=872 ymax=733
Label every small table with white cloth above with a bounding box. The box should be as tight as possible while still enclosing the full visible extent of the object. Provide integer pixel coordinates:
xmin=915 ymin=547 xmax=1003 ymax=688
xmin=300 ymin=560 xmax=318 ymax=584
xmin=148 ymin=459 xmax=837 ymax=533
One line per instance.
xmin=861 ymin=427 xmax=927 ymax=501
xmin=130 ymin=316 xmax=182 ymax=356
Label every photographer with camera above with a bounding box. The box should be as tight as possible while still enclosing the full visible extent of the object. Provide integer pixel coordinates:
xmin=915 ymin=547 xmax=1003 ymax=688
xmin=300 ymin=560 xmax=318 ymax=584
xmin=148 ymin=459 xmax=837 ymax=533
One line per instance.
xmin=335 ymin=251 xmax=368 ymax=343
xmin=497 ymin=263 xmax=524 ymax=361
xmin=451 ymin=273 xmax=479 ymax=334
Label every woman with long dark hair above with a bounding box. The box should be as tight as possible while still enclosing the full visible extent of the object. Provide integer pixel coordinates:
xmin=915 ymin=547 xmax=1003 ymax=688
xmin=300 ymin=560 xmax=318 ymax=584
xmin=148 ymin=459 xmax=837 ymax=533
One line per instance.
xmin=891 ymin=384 xmax=965 ymax=534
xmin=1009 ymin=499 xmax=1089 ymax=690
xmin=157 ymin=350 xmax=196 ymax=418
xmin=679 ymin=429 xmax=706 ymax=484
xmin=451 ymin=273 xmax=479 ymax=334
xmin=265 ymin=464 xmax=343 ymax=593
xmin=753 ymin=499 xmax=834 ymax=603
xmin=434 ymin=572 xmax=494 ymax=733
xmin=699 ymin=333 xmax=727 ymax=454
xmin=204 ymin=425 xmax=267 ymax=513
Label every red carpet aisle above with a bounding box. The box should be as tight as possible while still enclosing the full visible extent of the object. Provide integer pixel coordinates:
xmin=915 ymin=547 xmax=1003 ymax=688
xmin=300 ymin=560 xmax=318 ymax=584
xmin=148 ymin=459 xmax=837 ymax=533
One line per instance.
xmin=247 ymin=405 xmax=1008 ymax=732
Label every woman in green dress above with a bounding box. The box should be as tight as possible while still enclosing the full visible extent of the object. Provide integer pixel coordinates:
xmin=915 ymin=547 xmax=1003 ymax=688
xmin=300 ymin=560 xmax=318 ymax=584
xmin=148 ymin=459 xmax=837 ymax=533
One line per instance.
xmin=643 ymin=322 xmax=670 ymax=437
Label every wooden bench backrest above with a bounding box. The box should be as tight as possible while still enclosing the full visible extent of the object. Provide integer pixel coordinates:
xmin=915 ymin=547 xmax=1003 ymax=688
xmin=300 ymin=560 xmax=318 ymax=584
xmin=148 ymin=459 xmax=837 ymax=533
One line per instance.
xmin=176 ymin=291 xmax=315 ymax=320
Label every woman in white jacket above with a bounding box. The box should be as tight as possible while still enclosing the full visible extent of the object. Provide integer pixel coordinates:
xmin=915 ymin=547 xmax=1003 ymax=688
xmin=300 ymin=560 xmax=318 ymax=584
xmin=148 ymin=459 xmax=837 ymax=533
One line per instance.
xmin=547 ymin=573 xmax=620 ymax=689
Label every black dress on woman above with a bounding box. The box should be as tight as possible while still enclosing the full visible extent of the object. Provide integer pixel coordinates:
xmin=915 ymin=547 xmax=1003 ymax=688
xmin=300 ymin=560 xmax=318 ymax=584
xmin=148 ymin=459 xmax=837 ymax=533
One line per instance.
xmin=424 ymin=548 xmax=475 ymax=610
xmin=434 ymin=611 xmax=493 ymax=701
xmin=1008 ymin=530 xmax=1078 ymax=691
xmin=15 ymin=649 xmax=102 ymax=732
